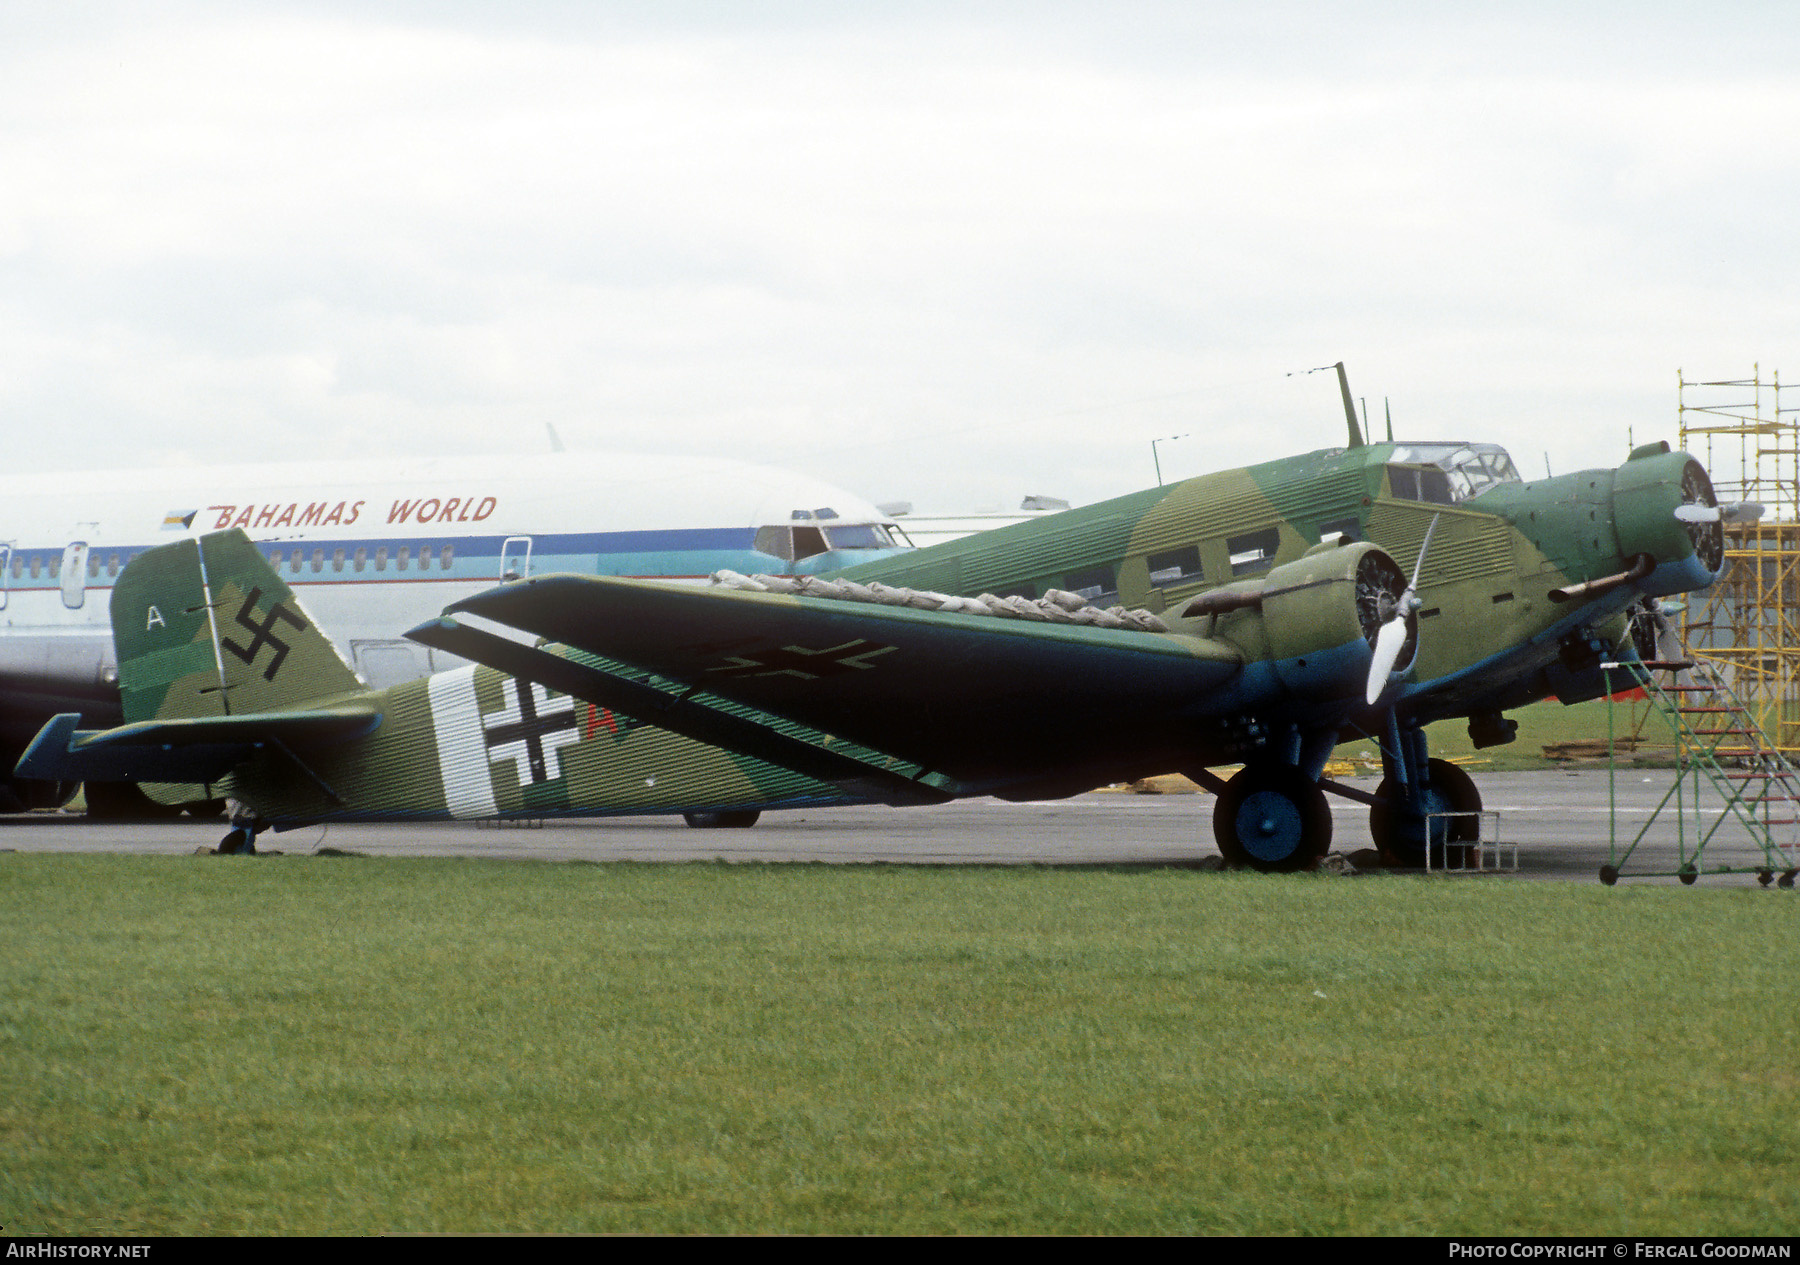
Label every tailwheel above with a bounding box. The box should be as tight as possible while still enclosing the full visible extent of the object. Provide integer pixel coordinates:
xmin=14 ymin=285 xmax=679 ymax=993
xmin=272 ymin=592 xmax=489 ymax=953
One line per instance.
xmin=217 ymin=826 xmax=258 ymax=855
xmin=1213 ymin=764 xmax=1332 ymax=872
xmin=682 ymin=810 xmax=761 ymax=829
xmin=1369 ymin=757 xmax=1481 ymax=868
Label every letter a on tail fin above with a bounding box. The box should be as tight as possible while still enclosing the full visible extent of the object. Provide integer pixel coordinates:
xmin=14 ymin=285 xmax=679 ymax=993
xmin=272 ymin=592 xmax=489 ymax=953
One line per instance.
xmin=112 ymin=529 xmax=367 ymax=724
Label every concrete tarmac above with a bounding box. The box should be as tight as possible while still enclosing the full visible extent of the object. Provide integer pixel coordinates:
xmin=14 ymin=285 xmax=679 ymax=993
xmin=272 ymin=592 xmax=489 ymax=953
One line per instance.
xmin=3 ymin=768 xmax=1798 ymax=888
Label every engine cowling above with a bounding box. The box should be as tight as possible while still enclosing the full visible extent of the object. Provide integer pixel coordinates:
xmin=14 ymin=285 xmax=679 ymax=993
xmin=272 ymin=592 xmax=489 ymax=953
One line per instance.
xmin=1183 ymin=540 xmax=1407 ymax=700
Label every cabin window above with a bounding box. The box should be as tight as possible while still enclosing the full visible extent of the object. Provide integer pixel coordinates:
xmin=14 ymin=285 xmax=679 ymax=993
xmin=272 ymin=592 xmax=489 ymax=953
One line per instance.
xmin=1319 ymin=517 xmax=1360 ymax=544
xmin=28 ymin=555 xmax=39 ymax=580
xmin=331 ymin=548 xmax=345 ymax=573
xmin=310 ymin=548 xmax=324 ymax=574
xmin=397 ymin=546 xmax=411 ymax=572
xmin=108 ymin=554 xmax=120 ymax=577
xmin=290 ymin=552 xmax=302 ymax=575
xmin=87 ymin=554 xmax=99 ymax=578
xmin=1227 ymin=528 xmax=1280 ymax=577
xmin=417 ymin=544 xmax=432 ymax=572
xmin=1386 ymin=464 xmax=1455 ymax=505
xmin=354 ymin=547 xmax=367 ymax=572
xmin=10 ymin=555 xmax=19 ymax=580
xmin=268 ymin=551 xmax=282 ymax=569
xmin=1147 ymin=546 xmax=1204 ymax=588
xmin=440 ymin=545 xmax=454 ymax=569
xmin=1065 ymin=565 xmax=1117 ymax=605
xmin=375 ymin=546 xmax=388 ymax=572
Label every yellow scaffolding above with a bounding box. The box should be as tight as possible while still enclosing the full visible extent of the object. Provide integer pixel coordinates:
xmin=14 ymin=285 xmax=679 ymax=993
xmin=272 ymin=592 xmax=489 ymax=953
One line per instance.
xmin=1678 ymin=366 xmax=1800 ymax=751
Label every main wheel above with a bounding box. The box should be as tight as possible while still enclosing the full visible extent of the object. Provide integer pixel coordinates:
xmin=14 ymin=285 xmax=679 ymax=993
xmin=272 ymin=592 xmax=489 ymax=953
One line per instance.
xmin=682 ymin=810 xmax=761 ymax=829
xmin=1369 ymin=758 xmax=1480 ymax=867
xmin=1213 ymin=765 xmax=1332 ymax=872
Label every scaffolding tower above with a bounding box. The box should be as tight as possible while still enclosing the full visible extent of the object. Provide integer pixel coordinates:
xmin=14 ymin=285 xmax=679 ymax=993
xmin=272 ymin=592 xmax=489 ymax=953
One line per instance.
xmin=1677 ymin=367 xmax=1800 ymax=752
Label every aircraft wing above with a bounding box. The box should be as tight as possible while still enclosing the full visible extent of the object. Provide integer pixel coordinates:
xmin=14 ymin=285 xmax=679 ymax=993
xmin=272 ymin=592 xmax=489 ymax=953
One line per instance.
xmin=425 ymin=575 xmax=1245 ymax=792
xmin=14 ymin=708 xmax=382 ymax=785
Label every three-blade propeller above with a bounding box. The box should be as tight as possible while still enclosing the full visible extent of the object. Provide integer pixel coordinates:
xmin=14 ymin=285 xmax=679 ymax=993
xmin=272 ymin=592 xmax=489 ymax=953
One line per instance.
xmin=1365 ymin=514 xmax=1438 ymax=707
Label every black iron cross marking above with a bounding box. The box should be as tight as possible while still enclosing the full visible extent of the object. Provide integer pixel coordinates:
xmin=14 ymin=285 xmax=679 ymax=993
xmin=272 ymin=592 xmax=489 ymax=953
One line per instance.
xmin=218 ymin=587 xmax=307 ymax=681
xmin=706 ymin=639 xmax=896 ymax=681
xmin=483 ymin=679 xmax=579 ymax=784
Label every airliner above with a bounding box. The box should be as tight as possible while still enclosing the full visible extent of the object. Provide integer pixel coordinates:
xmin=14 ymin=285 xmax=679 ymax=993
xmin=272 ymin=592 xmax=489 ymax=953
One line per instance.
xmin=0 ymin=449 xmax=913 ymax=809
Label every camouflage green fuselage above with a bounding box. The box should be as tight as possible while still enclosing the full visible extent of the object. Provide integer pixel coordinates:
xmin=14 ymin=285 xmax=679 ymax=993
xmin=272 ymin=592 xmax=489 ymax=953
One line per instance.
xmin=842 ymin=441 xmax=1714 ymax=732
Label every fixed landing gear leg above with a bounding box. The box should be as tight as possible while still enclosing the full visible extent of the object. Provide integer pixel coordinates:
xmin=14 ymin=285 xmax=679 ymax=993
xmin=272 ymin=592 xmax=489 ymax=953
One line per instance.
xmin=1368 ymin=716 xmax=1480 ymax=868
xmin=218 ymin=802 xmax=267 ymax=855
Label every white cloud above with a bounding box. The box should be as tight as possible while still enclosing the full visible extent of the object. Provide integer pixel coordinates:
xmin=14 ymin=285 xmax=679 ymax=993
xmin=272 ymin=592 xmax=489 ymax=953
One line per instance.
xmin=1 ymin=3 xmax=1797 ymax=507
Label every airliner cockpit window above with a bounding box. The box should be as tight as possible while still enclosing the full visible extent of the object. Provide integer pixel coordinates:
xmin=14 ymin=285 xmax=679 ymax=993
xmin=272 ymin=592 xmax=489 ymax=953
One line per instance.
xmin=792 ymin=525 xmax=829 ymax=559
xmin=822 ymin=524 xmax=896 ymax=550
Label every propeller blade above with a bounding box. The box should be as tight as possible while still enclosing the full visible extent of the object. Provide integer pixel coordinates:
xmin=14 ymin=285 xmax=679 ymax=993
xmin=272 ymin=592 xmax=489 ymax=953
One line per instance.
xmin=1365 ymin=616 xmax=1409 ymax=706
xmin=1366 ymin=512 xmax=1440 ymax=707
xmin=1676 ymin=500 xmax=1765 ymax=524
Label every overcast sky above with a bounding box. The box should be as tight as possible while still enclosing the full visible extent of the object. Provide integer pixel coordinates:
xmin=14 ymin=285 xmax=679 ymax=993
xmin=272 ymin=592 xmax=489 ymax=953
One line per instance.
xmin=3 ymin=1 xmax=1796 ymax=511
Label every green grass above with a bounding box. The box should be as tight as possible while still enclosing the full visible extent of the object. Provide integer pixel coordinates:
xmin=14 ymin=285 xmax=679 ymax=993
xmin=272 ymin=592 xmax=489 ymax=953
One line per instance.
xmin=2 ymin=854 xmax=1797 ymax=1235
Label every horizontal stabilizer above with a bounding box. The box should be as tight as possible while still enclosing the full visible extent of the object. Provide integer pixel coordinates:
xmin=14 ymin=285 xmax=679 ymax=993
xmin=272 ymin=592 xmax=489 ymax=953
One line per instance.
xmin=438 ymin=574 xmax=1242 ymax=786
xmin=14 ymin=707 xmax=381 ymax=784
xmin=406 ymin=617 xmax=955 ymax=806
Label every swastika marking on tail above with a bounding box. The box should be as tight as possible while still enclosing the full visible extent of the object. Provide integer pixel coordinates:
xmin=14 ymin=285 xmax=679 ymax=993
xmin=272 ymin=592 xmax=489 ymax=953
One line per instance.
xmin=218 ymin=587 xmax=306 ymax=681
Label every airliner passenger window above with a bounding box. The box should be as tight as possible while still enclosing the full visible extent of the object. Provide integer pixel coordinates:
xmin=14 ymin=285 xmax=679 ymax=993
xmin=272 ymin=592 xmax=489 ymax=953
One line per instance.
xmin=440 ymin=545 xmax=454 ymax=569
xmin=354 ymin=547 xmax=367 ymax=572
xmin=88 ymin=555 xmax=99 ymax=578
xmin=332 ymin=548 xmax=346 ymax=573
xmin=311 ymin=548 xmax=324 ymax=574
xmin=28 ymin=556 xmax=39 ymax=579
xmin=417 ymin=546 xmax=430 ymax=572
xmin=375 ymin=547 xmax=387 ymax=572
xmin=397 ymin=547 xmax=411 ymax=572
xmin=109 ymin=555 xmax=120 ymax=577
xmin=269 ymin=551 xmax=282 ymax=568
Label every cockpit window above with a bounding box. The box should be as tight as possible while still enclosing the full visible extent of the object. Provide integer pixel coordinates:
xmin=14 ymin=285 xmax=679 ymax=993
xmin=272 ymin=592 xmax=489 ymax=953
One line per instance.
xmin=792 ymin=526 xmax=829 ymax=559
xmin=1386 ymin=443 xmax=1522 ymax=503
xmin=758 ymin=522 xmax=906 ymax=558
xmin=822 ymin=524 xmax=895 ymax=550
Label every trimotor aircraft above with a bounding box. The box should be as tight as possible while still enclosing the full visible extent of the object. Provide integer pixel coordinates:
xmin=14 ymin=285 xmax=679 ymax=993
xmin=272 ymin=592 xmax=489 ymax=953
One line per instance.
xmin=405 ymin=408 xmax=1733 ymax=870
xmin=19 ymin=405 xmax=1733 ymax=868
xmin=0 ymin=449 xmax=911 ymax=811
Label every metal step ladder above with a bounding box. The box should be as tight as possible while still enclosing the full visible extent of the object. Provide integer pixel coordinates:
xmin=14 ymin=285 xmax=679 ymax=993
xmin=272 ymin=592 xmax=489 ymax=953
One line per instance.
xmin=1602 ymin=651 xmax=1800 ymax=886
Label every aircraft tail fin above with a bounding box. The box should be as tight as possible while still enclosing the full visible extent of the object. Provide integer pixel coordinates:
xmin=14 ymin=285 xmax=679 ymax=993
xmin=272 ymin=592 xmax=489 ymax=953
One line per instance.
xmin=113 ymin=529 xmax=368 ymax=724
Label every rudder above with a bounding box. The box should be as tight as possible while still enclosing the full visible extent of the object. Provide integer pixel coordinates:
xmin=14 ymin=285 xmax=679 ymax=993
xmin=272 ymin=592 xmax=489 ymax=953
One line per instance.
xmin=112 ymin=529 xmax=366 ymax=723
